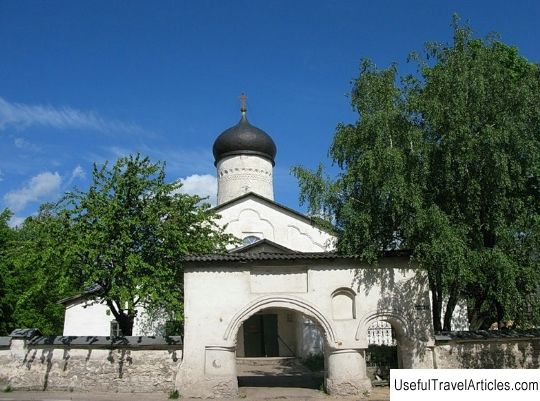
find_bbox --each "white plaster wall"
[216,197,336,252]
[217,155,274,204]
[296,316,323,358]
[450,299,470,331]
[182,259,432,353]
[63,302,161,336]
[236,323,245,356]
[273,308,297,356]
[63,301,112,336]
[426,297,470,332]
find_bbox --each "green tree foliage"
[293,18,540,331]
[59,154,233,335]
[8,205,78,334]
[0,206,77,335]
[0,209,15,335]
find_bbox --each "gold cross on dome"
[239,93,247,113]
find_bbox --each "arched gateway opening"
[236,308,324,388]
[358,310,413,383]
[226,297,334,390]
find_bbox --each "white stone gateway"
[177,251,435,398]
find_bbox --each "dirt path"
[241,386,389,400]
[0,387,390,401]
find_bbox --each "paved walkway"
[0,387,390,401]
[237,357,324,389]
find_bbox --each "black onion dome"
[213,113,277,166]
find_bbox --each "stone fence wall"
[0,329,183,393]
[1,329,539,395]
[433,330,540,369]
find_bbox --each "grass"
[318,381,328,394]
[168,389,180,399]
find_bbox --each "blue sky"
[1,0,539,225]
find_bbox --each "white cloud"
[4,171,62,212]
[8,215,25,228]
[0,96,147,135]
[64,165,86,188]
[13,137,41,152]
[71,165,86,180]
[178,174,217,206]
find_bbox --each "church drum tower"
[213,96,277,205]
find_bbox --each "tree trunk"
[116,313,134,336]
[496,301,504,329]
[467,294,486,330]
[431,284,443,332]
[468,312,484,330]
[442,289,459,331]
[106,300,135,336]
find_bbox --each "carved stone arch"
[232,207,273,224]
[223,295,338,346]
[287,224,326,251]
[355,309,412,342]
[228,207,275,240]
[331,287,356,297]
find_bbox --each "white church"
[60,102,438,397]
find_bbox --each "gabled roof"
[183,252,353,263]
[183,249,411,263]
[58,283,103,305]
[229,238,298,254]
[213,192,335,235]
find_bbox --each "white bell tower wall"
[216,154,274,204]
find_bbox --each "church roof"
[183,252,351,262]
[213,111,277,166]
[57,283,103,305]
[183,249,410,263]
[229,238,298,254]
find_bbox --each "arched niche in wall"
[331,288,356,320]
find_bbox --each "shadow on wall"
[300,319,323,357]
[453,341,540,368]
[352,260,434,364]
[1,333,183,392]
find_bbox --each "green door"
[262,314,279,357]
[243,315,264,357]
[243,314,279,357]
